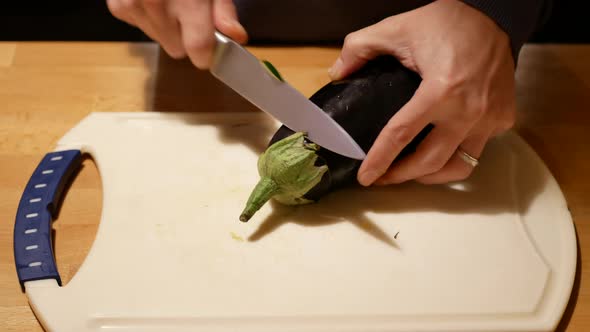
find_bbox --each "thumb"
[328,16,409,81]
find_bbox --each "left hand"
[328,0,516,186]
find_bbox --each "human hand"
[328,0,516,186]
[107,0,248,69]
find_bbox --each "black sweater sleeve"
[235,0,553,61]
[460,0,553,59]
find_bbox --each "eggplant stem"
[240,132,328,222]
[239,177,280,222]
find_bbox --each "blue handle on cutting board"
[13,150,83,288]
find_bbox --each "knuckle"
[421,155,446,174]
[468,97,488,121]
[107,0,140,22]
[106,0,123,15]
[436,74,465,98]
[189,55,212,69]
[432,77,489,123]
[109,0,136,12]
[168,49,186,59]
[427,79,461,111]
[383,123,414,148]
[161,43,186,59]
[461,94,489,124]
[185,35,214,53]
[343,32,363,51]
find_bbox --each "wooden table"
[0,42,588,331]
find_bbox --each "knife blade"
[210,31,366,160]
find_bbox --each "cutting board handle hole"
[52,154,102,286]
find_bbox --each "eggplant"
[240,56,432,222]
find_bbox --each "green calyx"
[239,132,328,222]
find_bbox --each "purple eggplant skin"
[268,56,433,201]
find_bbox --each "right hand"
[107,0,248,69]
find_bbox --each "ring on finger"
[456,146,479,167]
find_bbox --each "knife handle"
[13,150,82,288]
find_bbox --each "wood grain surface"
[0,42,588,331]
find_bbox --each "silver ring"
[456,147,479,167]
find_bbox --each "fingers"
[327,0,516,187]
[108,0,248,70]
[416,132,489,184]
[328,26,387,81]
[374,121,471,185]
[175,0,246,68]
[171,1,216,69]
[213,0,248,44]
[413,98,512,185]
[107,0,137,25]
[357,81,436,186]
[359,76,499,187]
[108,0,163,45]
[329,16,412,81]
[143,0,185,58]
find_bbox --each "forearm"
[460,0,552,59]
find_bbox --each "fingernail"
[234,24,248,43]
[358,171,379,187]
[328,58,343,80]
[233,21,247,34]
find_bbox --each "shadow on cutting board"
[247,133,546,246]
[132,47,281,155]
[134,46,546,247]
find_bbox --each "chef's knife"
[210,31,366,160]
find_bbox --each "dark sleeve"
[460,0,553,59]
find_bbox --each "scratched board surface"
[21,112,576,332]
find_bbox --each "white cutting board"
[23,112,576,332]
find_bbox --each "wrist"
[459,0,550,61]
